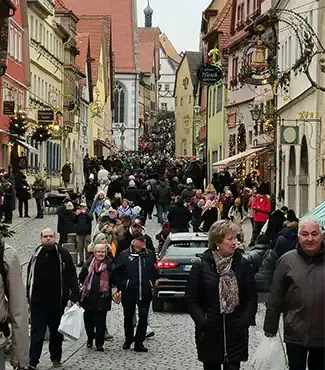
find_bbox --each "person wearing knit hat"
[128,180,135,188]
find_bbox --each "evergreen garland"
[32,123,52,142]
[237,123,247,153]
[8,114,28,137]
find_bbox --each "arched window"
[114,83,125,123]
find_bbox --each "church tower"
[144,0,153,27]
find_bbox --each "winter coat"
[180,186,195,203]
[273,226,298,258]
[251,196,271,223]
[73,212,93,236]
[168,204,192,232]
[15,180,31,201]
[155,183,171,205]
[107,179,124,200]
[116,232,155,259]
[0,243,29,368]
[117,206,133,219]
[32,179,46,199]
[61,164,72,182]
[27,244,80,307]
[57,206,75,237]
[201,208,218,232]
[185,249,257,364]
[246,243,278,293]
[264,245,325,348]
[265,210,286,242]
[79,255,113,312]
[221,197,232,219]
[112,247,158,302]
[83,181,98,201]
[124,187,141,205]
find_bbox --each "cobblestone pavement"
[5,208,285,370]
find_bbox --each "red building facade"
[0,0,29,169]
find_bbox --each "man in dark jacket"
[180,178,195,203]
[168,196,192,233]
[113,235,158,352]
[82,174,98,209]
[154,179,171,224]
[115,219,155,259]
[73,203,93,266]
[264,217,325,370]
[27,228,79,370]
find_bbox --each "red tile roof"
[76,33,89,74]
[77,16,111,84]
[138,27,160,75]
[63,0,136,73]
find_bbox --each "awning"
[212,147,269,169]
[304,201,325,228]
[94,139,112,150]
[0,129,38,154]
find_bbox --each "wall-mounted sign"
[281,126,299,145]
[3,101,15,116]
[197,64,223,85]
[38,109,54,121]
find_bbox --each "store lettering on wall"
[298,111,319,119]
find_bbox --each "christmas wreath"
[8,114,28,137]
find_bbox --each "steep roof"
[76,16,111,84]
[139,42,154,74]
[63,0,136,73]
[76,33,90,74]
[160,33,181,64]
[138,27,160,75]
[186,51,202,89]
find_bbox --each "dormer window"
[237,3,244,28]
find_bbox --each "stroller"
[155,221,171,255]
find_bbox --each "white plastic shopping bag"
[58,304,85,341]
[252,335,288,370]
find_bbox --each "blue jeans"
[157,204,169,223]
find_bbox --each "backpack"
[0,239,10,337]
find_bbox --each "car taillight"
[156,261,178,269]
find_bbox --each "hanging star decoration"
[208,48,220,66]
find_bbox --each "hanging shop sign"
[281,126,299,145]
[38,109,54,121]
[3,101,15,116]
[197,64,223,85]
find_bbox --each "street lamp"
[250,104,263,136]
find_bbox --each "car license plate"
[183,265,192,272]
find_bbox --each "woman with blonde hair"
[79,244,114,352]
[186,220,257,370]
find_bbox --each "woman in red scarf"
[79,244,113,352]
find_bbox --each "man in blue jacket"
[113,235,158,352]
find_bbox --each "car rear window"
[165,241,208,256]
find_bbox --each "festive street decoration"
[32,123,52,142]
[237,123,247,153]
[8,113,28,137]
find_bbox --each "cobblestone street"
[5,207,284,370]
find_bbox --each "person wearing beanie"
[117,199,133,219]
[124,181,141,207]
[83,175,98,210]
[57,201,76,245]
[117,215,132,241]
[180,178,196,203]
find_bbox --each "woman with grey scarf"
[185,220,257,370]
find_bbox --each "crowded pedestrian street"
[5,207,284,370]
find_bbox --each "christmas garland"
[8,114,28,137]
[32,123,52,142]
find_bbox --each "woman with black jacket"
[79,244,113,352]
[57,201,75,245]
[168,196,192,233]
[186,220,257,370]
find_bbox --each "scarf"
[212,251,239,314]
[81,257,109,302]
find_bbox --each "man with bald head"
[27,228,79,369]
[264,216,325,370]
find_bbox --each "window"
[288,36,292,69]
[113,82,125,123]
[33,75,36,94]
[45,82,48,102]
[9,26,14,56]
[161,102,167,110]
[17,32,22,61]
[159,84,162,91]
[35,19,38,41]
[284,41,288,69]
[232,57,238,81]
[281,45,284,70]
[217,84,223,111]
[253,0,258,10]
[41,80,44,100]
[39,24,43,46]
[309,10,313,28]
[212,87,216,115]
[55,39,58,57]
[37,77,40,98]
[247,0,250,17]
[30,15,34,39]
[237,3,244,26]
[50,33,52,53]
[248,130,253,145]
[46,30,49,49]
[165,84,170,91]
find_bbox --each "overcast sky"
[137,0,211,53]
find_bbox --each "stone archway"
[288,145,296,209]
[299,135,309,216]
